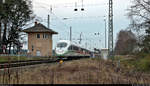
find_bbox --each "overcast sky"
[23,0,132,50]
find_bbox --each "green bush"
[113,54,150,72]
[136,52,148,59]
[137,55,150,72]
[0,57,8,62]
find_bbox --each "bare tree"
[128,0,150,31]
[128,0,150,53]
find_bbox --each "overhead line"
[34,1,108,8]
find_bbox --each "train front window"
[57,42,67,48]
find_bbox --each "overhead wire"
[31,3,71,36]
[33,0,106,49]
[33,1,105,31]
[34,1,108,9]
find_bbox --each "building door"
[36,50,41,56]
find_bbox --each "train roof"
[57,40,71,44]
[57,40,79,46]
[56,40,92,52]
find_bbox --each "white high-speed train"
[55,40,92,58]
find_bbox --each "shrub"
[136,52,148,59]
[137,55,150,72]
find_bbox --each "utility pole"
[70,26,72,42]
[47,15,50,29]
[104,18,107,48]
[48,5,52,29]
[85,42,87,49]
[108,0,114,57]
[94,32,101,49]
[79,32,82,44]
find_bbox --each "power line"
[34,1,108,9]
[62,16,104,20]
[50,12,85,37]
[33,1,107,47]
[34,4,71,29]
[33,1,106,32]
[32,4,72,34]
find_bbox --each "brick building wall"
[28,33,53,57]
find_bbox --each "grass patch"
[136,55,150,72]
[114,54,150,72]
[0,56,52,63]
[0,58,150,84]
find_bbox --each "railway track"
[0,56,90,69]
[0,59,58,69]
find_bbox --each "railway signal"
[59,60,63,64]
[74,0,85,11]
[74,2,78,11]
[59,59,63,67]
[81,8,84,11]
[81,0,84,11]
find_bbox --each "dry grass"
[0,58,150,84]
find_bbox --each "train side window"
[68,45,73,50]
[74,46,79,51]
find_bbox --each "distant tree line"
[114,30,137,55]
[0,0,34,54]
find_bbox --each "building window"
[46,34,49,38]
[49,34,51,39]
[43,33,50,39]
[43,34,45,38]
[37,34,40,38]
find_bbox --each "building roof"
[23,22,58,34]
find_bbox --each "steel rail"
[0,56,90,69]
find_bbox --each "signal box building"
[23,22,58,57]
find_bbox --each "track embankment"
[0,58,149,84]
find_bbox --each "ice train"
[55,40,93,58]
